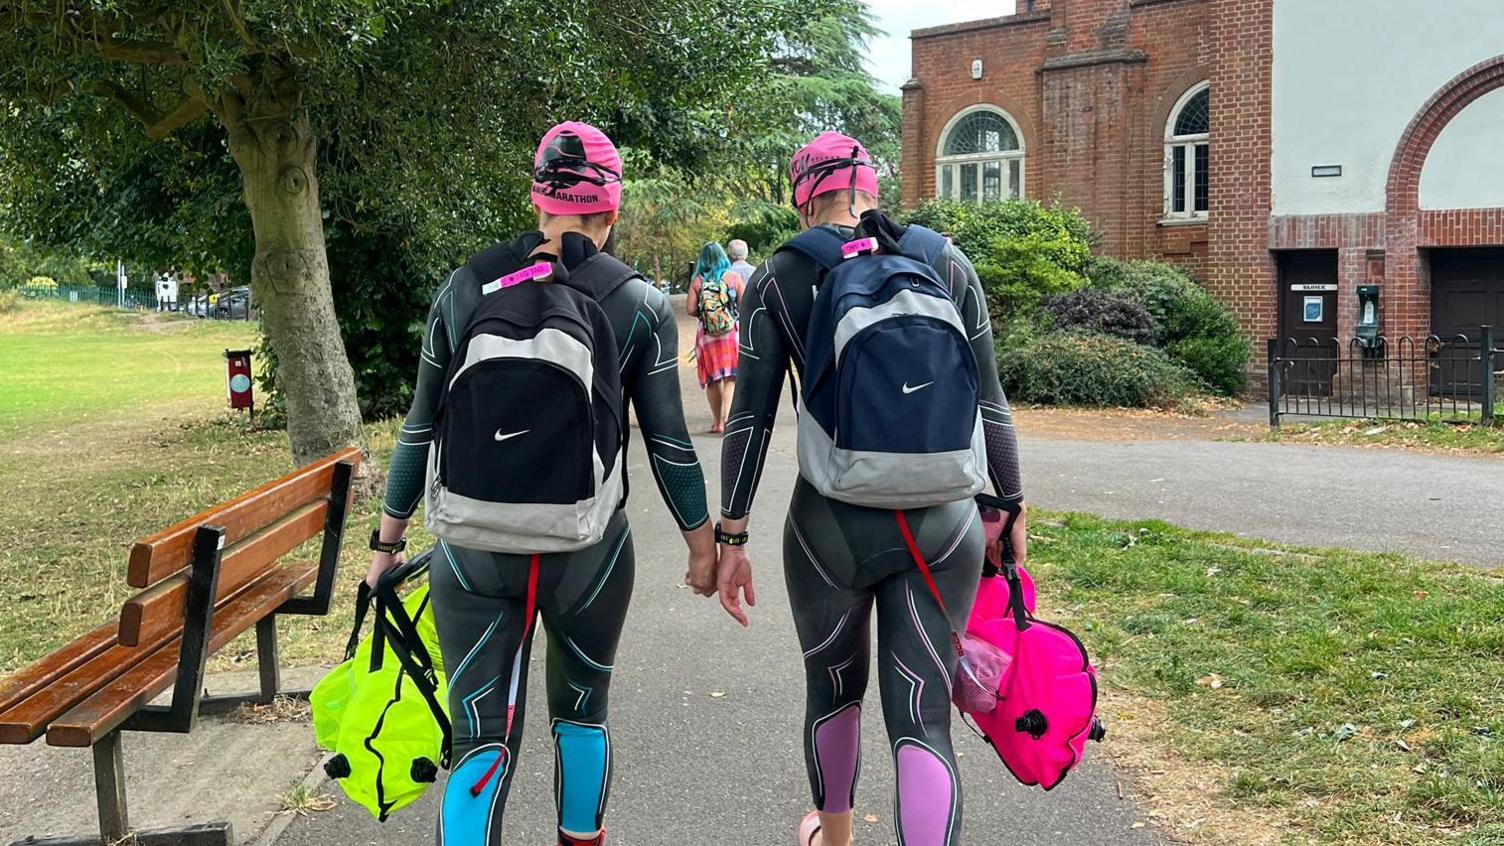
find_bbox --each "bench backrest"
[118,447,361,647]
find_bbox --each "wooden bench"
[0,448,359,846]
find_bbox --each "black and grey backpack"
[424,236,636,553]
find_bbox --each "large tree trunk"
[224,87,362,467]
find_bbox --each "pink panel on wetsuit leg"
[896,744,954,845]
[813,704,861,813]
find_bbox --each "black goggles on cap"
[534,152,621,191]
[790,145,874,210]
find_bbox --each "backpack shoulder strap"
[566,252,639,302]
[896,224,949,268]
[777,226,847,272]
[449,235,539,339]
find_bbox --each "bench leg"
[94,730,129,842]
[256,615,281,703]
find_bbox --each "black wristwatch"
[369,529,407,555]
[715,522,749,547]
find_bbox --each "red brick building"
[902,0,1504,379]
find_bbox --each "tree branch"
[220,0,260,50]
[98,35,191,66]
[95,81,209,139]
[146,96,209,139]
[96,81,163,127]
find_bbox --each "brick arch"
[1386,54,1504,215]
[1150,67,1211,144]
[930,91,1041,196]
[1384,54,1504,341]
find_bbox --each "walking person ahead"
[714,131,1029,846]
[727,238,757,288]
[686,242,745,433]
[366,121,715,846]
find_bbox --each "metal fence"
[18,285,253,320]
[19,284,157,310]
[1267,326,1499,427]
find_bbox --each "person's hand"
[366,549,406,589]
[716,545,757,627]
[1008,503,1029,568]
[685,546,717,597]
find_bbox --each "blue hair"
[694,242,731,284]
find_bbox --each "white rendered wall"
[1419,86,1504,210]
[1271,0,1504,216]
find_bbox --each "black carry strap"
[365,552,454,767]
[975,492,1029,630]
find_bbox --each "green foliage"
[999,331,1202,408]
[903,200,1093,319]
[0,233,106,289]
[1087,257,1251,395]
[1,0,855,423]
[22,275,58,295]
[1043,288,1159,345]
[615,156,730,287]
[725,203,801,261]
[721,1,902,207]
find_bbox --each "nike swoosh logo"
[493,429,530,442]
[901,381,934,395]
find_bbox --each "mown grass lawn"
[1033,516,1503,846]
[1,301,1499,845]
[0,301,257,434]
[1265,418,1504,456]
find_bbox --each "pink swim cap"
[531,121,623,216]
[789,131,879,210]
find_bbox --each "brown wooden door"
[1430,248,1504,398]
[1278,251,1340,397]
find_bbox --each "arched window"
[1164,83,1210,219]
[936,107,1025,202]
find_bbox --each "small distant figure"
[687,242,744,433]
[727,239,757,288]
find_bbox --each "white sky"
[863,1,1018,93]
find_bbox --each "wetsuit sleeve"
[382,272,457,519]
[943,245,1025,504]
[721,262,788,519]
[628,287,710,531]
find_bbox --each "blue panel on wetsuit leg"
[440,747,505,845]
[554,721,608,835]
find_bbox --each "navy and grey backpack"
[780,222,987,509]
[424,239,635,553]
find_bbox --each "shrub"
[1086,256,1251,395]
[1043,288,1158,345]
[999,331,1203,408]
[0,289,18,313]
[903,199,1093,319]
[22,275,58,296]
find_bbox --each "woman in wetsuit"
[714,131,1030,846]
[366,122,716,846]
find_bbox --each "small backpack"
[779,222,986,509]
[424,241,635,553]
[698,274,737,337]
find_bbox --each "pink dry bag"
[901,496,1106,793]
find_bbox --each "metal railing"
[19,284,156,310]
[1267,326,1498,427]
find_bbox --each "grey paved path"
[1017,432,1502,568]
